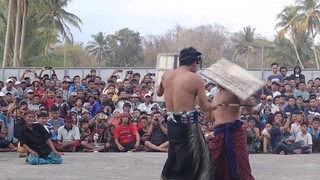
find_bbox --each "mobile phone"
[117,69,123,73]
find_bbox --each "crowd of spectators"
[0,63,320,159]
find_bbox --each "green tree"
[296,0,320,68]
[106,28,144,67]
[85,32,108,65]
[276,5,304,68]
[232,26,257,69]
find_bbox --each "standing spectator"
[289,66,305,83]
[267,63,283,85]
[31,78,45,98]
[57,116,81,152]
[114,112,140,152]
[1,79,18,97]
[280,66,288,80]
[19,110,63,165]
[270,81,281,97]
[16,80,30,100]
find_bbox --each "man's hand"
[134,142,140,149]
[41,66,46,71]
[53,150,63,157]
[30,150,39,157]
[118,145,125,151]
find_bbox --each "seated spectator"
[57,116,81,152]
[304,97,320,117]
[283,96,300,114]
[0,118,16,152]
[108,109,121,127]
[262,123,272,153]
[37,112,59,149]
[269,112,301,155]
[144,111,168,152]
[246,117,261,154]
[48,106,64,135]
[114,112,140,152]
[291,111,303,137]
[266,95,280,114]
[19,110,62,165]
[295,122,312,154]
[308,116,320,153]
[83,113,109,152]
[138,116,150,146]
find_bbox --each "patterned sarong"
[208,120,254,180]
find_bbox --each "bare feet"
[294,149,301,154]
[279,151,285,155]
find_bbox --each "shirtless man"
[157,47,215,180]
[207,87,254,180]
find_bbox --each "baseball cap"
[5,91,12,95]
[116,79,123,83]
[131,93,139,98]
[15,81,20,85]
[21,80,26,84]
[26,89,34,94]
[144,93,151,98]
[0,92,5,97]
[266,95,273,101]
[6,79,14,83]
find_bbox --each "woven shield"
[200,59,265,101]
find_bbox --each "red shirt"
[136,122,143,130]
[33,87,45,98]
[44,98,55,111]
[114,124,138,144]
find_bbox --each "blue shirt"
[270,127,281,149]
[90,101,103,119]
[69,85,86,93]
[308,127,320,139]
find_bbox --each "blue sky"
[66,0,294,44]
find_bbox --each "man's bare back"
[158,67,209,112]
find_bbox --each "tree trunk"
[2,0,14,68]
[291,40,304,69]
[13,0,21,67]
[245,52,249,69]
[19,0,28,63]
[311,28,320,69]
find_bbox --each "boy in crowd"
[295,122,313,154]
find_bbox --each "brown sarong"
[208,120,254,180]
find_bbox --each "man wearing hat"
[137,93,153,114]
[57,115,81,152]
[17,80,30,100]
[31,78,45,98]
[1,79,18,97]
[201,60,262,179]
[157,47,215,180]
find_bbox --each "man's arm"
[280,115,291,132]
[159,123,168,135]
[196,76,215,112]
[45,139,62,157]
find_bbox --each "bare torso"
[161,68,200,112]
[210,88,242,125]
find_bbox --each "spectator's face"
[123,81,131,88]
[284,84,291,92]
[312,121,320,129]
[44,80,51,87]
[55,95,63,103]
[280,68,287,77]
[81,80,88,87]
[274,98,279,105]
[5,94,12,102]
[310,99,317,107]
[65,121,73,129]
[88,97,95,103]
[274,114,283,125]
[144,96,151,103]
[99,95,107,103]
[51,111,59,119]
[113,111,120,118]
[144,75,151,82]
[200,125,208,134]
[37,116,48,125]
[300,125,308,133]
[279,97,286,104]
[288,98,296,106]
[271,65,278,74]
[131,97,139,103]
[34,96,40,104]
[248,120,255,128]
[47,90,55,98]
[119,91,126,98]
[25,113,35,125]
[121,116,129,125]
[27,92,34,98]
[76,99,83,106]
[133,110,140,118]
[6,81,13,88]
[140,119,148,128]
[133,75,140,82]
[82,113,89,120]
[265,124,272,132]
[81,122,89,130]
[89,82,95,88]
[77,91,85,98]
[315,79,320,87]
[298,83,305,90]
[289,80,296,88]
[94,78,101,84]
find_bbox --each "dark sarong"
[208,120,254,180]
[161,111,214,180]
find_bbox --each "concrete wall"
[1,67,320,82]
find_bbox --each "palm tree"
[276,5,304,68]
[2,0,14,68]
[19,0,28,61]
[13,0,22,67]
[296,0,320,68]
[85,32,108,65]
[232,26,257,69]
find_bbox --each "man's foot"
[279,151,285,155]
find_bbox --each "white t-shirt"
[295,132,313,146]
[57,125,80,142]
[291,123,301,137]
